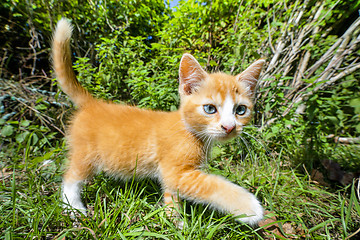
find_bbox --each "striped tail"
[52,18,93,106]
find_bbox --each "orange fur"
[52,18,265,226]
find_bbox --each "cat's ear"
[236,59,265,94]
[179,53,208,95]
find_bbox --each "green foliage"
[73,29,182,110]
[306,78,360,136]
[0,118,58,154]
[0,0,170,80]
[162,0,269,72]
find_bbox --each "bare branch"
[305,17,360,79]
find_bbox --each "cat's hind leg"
[62,178,86,214]
[162,168,263,226]
[62,151,94,215]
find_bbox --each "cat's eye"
[203,104,217,114]
[235,105,247,115]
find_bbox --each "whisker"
[241,130,270,154]
[180,129,213,164]
[237,135,255,163]
[204,135,214,160]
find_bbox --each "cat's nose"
[221,125,235,134]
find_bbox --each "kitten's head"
[178,53,264,142]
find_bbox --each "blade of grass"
[308,218,340,234]
[40,205,57,233]
[291,170,304,191]
[340,192,348,237]
[11,169,16,229]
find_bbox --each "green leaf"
[31,133,39,145]
[271,125,280,134]
[170,105,177,111]
[13,13,22,17]
[350,98,360,114]
[209,60,218,67]
[16,132,30,144]
[20,120,31,127]
[35,104,48,111]
[356,124,360,133]
[325,116,339,125]
[1,125,14,137]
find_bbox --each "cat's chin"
[214,133,238,142]
[216,137,234,142]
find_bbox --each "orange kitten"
[52,18,265,226]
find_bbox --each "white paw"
[235,196,263,226]
[62,180,87,215]
[62,200,87,215]
[176,220,185,229]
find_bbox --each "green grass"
[1,130,360,239]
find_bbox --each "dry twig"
[258,0,360,127]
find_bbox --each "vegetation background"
[1,0,360,239]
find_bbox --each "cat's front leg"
[163,189,185,228]
[163,190,181,214]
[162,168,263,226]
